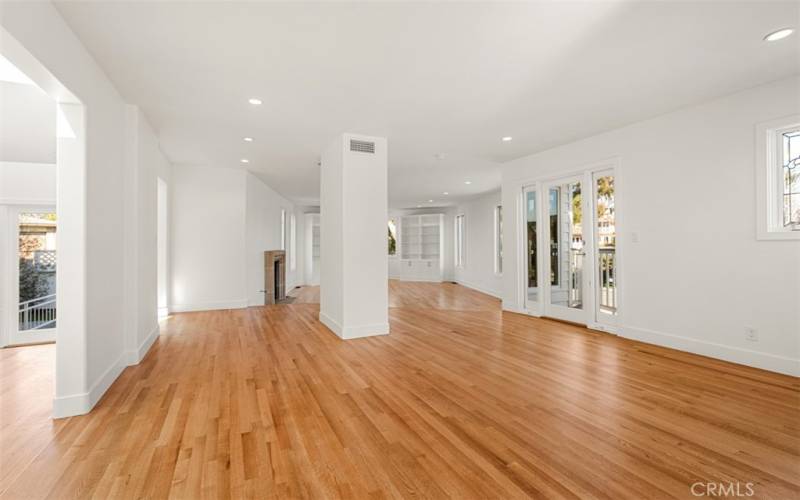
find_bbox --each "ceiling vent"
[350,139,375,154]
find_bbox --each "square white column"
[319,133,389,339]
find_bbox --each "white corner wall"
[245,172,295,306]
[170,167,294,312]
[453,190,503,298]
[502,76,800,376]
[1,2,139,416]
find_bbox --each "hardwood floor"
[1,281,798,499]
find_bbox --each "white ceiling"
[54,1,799,208]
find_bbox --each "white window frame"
[289,213,296,270]
[756,115,800,240]
[454,213,465,268]
[280,208,286,250]
[494,205,503,276]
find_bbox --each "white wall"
[502,76,800,376]
[0,81,55,163]
[1,2,137,416]
[122,106,170,364]
[453,190,503,298]
[170,166,293,311]
[245,172,295,306]
[170,165,247,312]
[0,162,56,203]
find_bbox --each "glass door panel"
[595,172,618,325]
[548,181,584,310]
[524,187,538,307]
[541,176,587,324]
[9,208,57,345]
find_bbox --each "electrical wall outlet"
[744,327,758,342]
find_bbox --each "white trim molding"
[319,311,389,339]
[169,299,248,313]
[621,325,799,377]
[455,280,502,299]
[53,353,127,418]
[125,324,160,365]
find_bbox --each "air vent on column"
[350,139,375,154]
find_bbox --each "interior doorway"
[304,213,320,285]
[157,177,168,318]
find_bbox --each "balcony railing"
[19,294,56,331]
[599,248,616,313]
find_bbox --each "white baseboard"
[455,280,502,299]
[125,324,159,366]
[390,277,443,283]
[621,325,800,377]
[319,311,390,339]
[502,303,530,315]
[169,299,248,313]
[52,352,127,419]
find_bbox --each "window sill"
[757,230,800,241]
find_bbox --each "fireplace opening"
[274,259,280,302]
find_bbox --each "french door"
[542,175,587,324]
[5,206,57,345]
[522,165,619,330]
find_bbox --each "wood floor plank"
[1,281,798,499]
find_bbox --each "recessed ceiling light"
[464,180,472,185]
[764,28,794,42]
[243,137,253,142]
[248,98,262,105]
[240,158,250,164]
[502,136,513,142]
[443,192,449,195]
[416,205,422,208]
[428,199,434,203]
